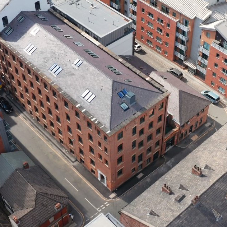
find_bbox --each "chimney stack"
[23,162,29,170]
[192,165,202,176]
[162,184,172,195]
[191,196,199,205]
[13,216,20,224]
[55,203,62,211]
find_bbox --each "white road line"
[85,198,98,210]
[102,207,105,210]
[106,204,109,207]
[104,202,108,204]
[100,205,104,208]
[65,178,78,192]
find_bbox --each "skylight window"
[17,16,25,23]
[118,89,128,98]
[4,27,14,36]
[106,65,122,75]
[74,42,84,47]
[81,89,96,103]
[51,25,63,32]
[73,59,83,69]
[120,103,129,111]
[24,44,37,55]
[36,14,48,21]
[84,49,99,58]
[49,64,63,76]
[30,27,40,36]
[64,35,73,39]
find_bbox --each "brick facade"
[0,40,169,191]
[120,212,149,227]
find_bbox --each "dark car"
[0,97,13,113]
[167,68,183,79]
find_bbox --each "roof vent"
[23,162,29,169]
[162,184,172,195]
[148,210,159,217]
[192,165,202,177]
[125,91,136,105]
[120,102,129,111]
[13,216,20,224]
[54,203,62,211]
[106,65,122,75]
[74,42,84,46]
[179,184,188,191]
[73,59,83,69]
[81,89,96,103]
[84,49,99,58]
[204,164,213,171]
[30,27,40,36]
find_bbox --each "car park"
[201,90,220,104]
[0,97,13,113]
[134,42,142,52]
[167,68,183,80]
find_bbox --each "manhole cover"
[137,173,144,179]
[191,135,198,141]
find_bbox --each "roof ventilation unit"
[49,64,63,76]
[17,16,25,23]
[4,27,14,36]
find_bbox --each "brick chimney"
[192,165,202,176]
[162,184,172,195]
[13,216,20,224]
[23,162,29,169]
[191,196,199,205]
[55,203,62,211]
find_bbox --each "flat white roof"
[52,0,132,37]
[0,0,10,11]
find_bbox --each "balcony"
[212,41,227,55]
[110,1,120,10]
[199,46,210,56]
[174,51,186,61]
[177,22,190,32]
[175,41,187,51]
[176,32,188,41]
[129,13,137,21]
[197,65,206,75]
[129,4,137,11]
[198,55,208,65]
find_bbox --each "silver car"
[201,90,220,104]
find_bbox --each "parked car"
[201,90,220,104]
[167,68,183,80]
[134,42,142,52]
[0,97,13,113]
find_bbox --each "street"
[1,45,227,226]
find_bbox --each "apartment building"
[120,123,227,227]
[197,5,227,97]
[0,0,50,31]
[0,10,169,191]
[51,0,134,55]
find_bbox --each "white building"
[52,0,134,55]
[0,0,50,31]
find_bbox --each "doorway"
[98,170,107,186]
[166,136,175,151]
[189,125,193,133]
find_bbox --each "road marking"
[102,207,105,210]
[104,202,108,204]
[68,200,85,227]
[85,198,98,210]
[100,205,104,208]
[65,178,78,191]
[106,203,109,207]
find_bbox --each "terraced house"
[0,10,169,191]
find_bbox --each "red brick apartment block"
[0,11,169,191]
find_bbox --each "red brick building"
[197,20,227,97]
[0,10,169,191]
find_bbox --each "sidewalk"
[136,40,227,106]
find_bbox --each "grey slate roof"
[150,72,210,125]
[121,123,227,227]
[0,150,35,187]
[0,166,68,227]
[0,11,166,133]
[52,0,131,37]
[168,172,227,227]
